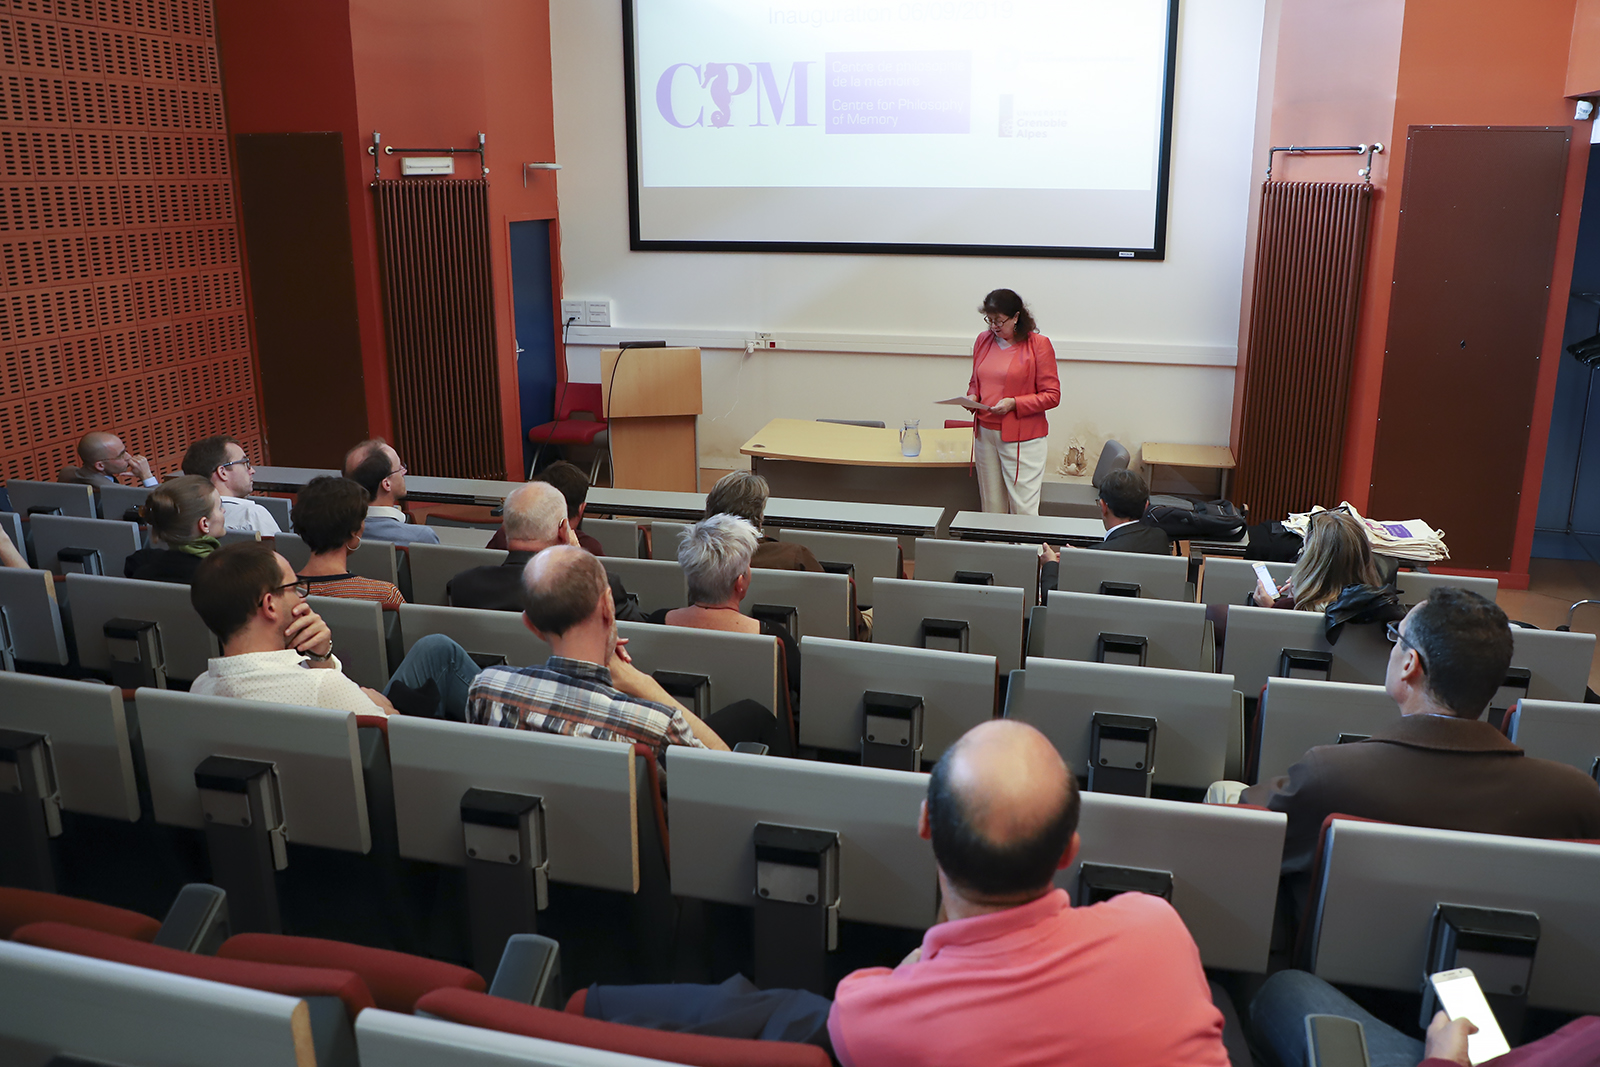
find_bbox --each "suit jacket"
[1241,713,1600,874]
[753,537,822,572]
[448,548,644,621]
[1040,521,1174,590]
[57,465,115,487]
[362,511,441,545]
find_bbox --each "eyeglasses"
[218,456,254,473]
[1385,622,1427,672]
[389,464,407,477]
[982,313,1015,327]
[271,578,311,599]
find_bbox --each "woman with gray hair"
[646,512,801,718]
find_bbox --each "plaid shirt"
[465,656,705,761]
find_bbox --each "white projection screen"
[623,0,1180,259]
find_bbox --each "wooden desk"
[739,418,980,518]
[584,487,943,538]
[252,466,525,507]
[1141,443,1236,499]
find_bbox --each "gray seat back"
[0,511,22,555]
[98,484,152,522]
[307,595,390,689]
[1254,678,1397,784]
[398,602,550,668]
[1054,546,1190,602]
[4,480,96,519]
[1506,699,1600,775]
[271,530,311,570]
[406,543,506,606]
[0,567,70,665]
[1221,606,1391,696]
[251,495,292,529]
[650,520,689,561]
[776,528,899,606]
[1030,591,1211,672]
[873,577,1026,674]
[1201,558,1292,608]
[744,568,852,640]
[1394,572,1498,606]
[1005,658,1240,789]
[29,514,143,577]
[0,673,141,820]
[615,620,781,715]
[66,573,219,681]
[913,538,1038,600]
[602,557,686,615]
[584,517,640,558]
[1092,439,1131,486]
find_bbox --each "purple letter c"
[656,64,703,128]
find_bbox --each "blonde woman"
[1251,509,1383,610]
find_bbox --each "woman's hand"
[991,397,1017,415]
[1252,577,1279,607]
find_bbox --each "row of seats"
[5,479,293,528]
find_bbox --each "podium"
[600,346,702,492]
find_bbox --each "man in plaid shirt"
[465,545,730,761]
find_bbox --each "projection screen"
[623,0,1180,259]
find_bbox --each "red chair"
[528,382,609,482]
[944,419,974,429]
[416,987,832,1067]
[0,887,160,942]
[217,932,484,1013]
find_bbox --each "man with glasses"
[343,438,440,545]
[181,434,281,535]
[189,542,480,716]
[58,431,160,489]
[1239,587,1600,877]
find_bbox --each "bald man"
[826,720,1229,1067]
[465,545,729,762]
[343,438,440,545]
[58,432,158,488]
[448,481,644,620]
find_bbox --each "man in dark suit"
[1242,587,1600,874]
[447,481,643,621]
[1038,468,1172,589]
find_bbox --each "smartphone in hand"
[1252,562,1280,600]
[1429,968,1512,1065]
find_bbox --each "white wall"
[549,0,1267,473]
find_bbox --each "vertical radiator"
[1234,181,1373,522]
[371,179,504,480]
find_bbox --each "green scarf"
[176,536,221,558]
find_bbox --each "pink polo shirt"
[827,889,1229,1067]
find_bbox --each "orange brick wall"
[0,0,262,484]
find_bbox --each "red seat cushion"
[415,988,832,1067]
[943,419,974,429]
[0,887,160,942]
[14,921,376,1019]
[218,933,483,1013]
[528,420,607,446]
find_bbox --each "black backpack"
[1143,499,1247,541]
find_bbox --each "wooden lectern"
[600,346,702,491]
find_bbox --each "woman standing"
[966,288,1060,515]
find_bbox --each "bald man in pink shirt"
[826,720,1230,1067]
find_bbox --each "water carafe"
[900,419,921,457]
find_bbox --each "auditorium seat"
[3,479,96,520]
[0,566,71,667]
[582,516,641,557]
[407,542,506,605]
[28,514,144,577]
[415,986,832,1067]
[527,382,609,482]
[0,887,160,942]
[649,519,688,561]
[774,528,901,606]
[217,932,484,1012]
[1040,440,1130,519]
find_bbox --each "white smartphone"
[1252,562,1280,597]
[1429,968,1512,1065]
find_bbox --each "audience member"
[704,470,822,572]
[181,435,280,535]
[57,431,159,488]
[190,542,478,717]
[448,481,643,620]
[1240,588,1600,875]
[1250,970,1600,1067]
[0,524,25,569]
[466,545,733,761]
[647,513,799,714]
[292,476,404,608]
[582,720,1232,1067]
[488,460,605,554]
[343,438,440,545]
[124,475,223,583]
[1039,468,1171,583]
[1249,507,1382,609]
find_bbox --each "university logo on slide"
[655,62,816,128]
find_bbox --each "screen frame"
[620,0,1182,260]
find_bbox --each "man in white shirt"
[189,540,482,718]
[181,435,281,535]
[343,438,440,545]
[57,431,160,489]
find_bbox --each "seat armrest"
[488,933,563,1009]
[152,883,229,954]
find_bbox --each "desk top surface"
[253,466,525,504]
[949,511,1107,544]
[1141,443,1236,469]
[740,418,972,468]
[587,487,941,535]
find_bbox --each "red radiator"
[1234,181,1373,522]
[370,179,503,480]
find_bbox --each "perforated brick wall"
[0,0,261,484]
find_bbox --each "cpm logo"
[655,62,816,128]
